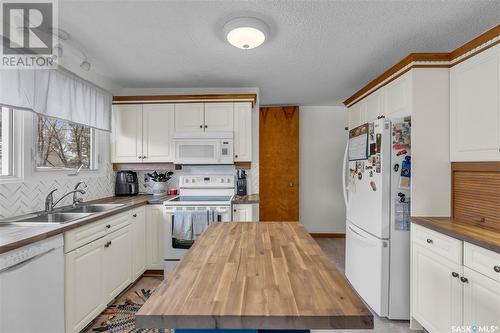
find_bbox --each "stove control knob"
[221,178,225,183]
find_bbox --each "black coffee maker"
[236,170,247,196]
[115,171,139,196]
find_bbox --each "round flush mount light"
[223,17,269,50]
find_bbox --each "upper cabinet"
[204,103,234,132]
[111,104,143,163]
[233,102,252,162]
[112,99,253,163]
[384,71,412,118]
[111,103,174,163]
[348,99,366,129]
[365,89,384,122]
[174,103,205,132]
[450,44,500,161]
[174,103,234,132]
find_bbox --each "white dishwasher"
[0,235,64,333]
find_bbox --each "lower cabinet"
[411,224,500,333]
[131,207,147,280]
[103,226,132,301]
[232,203,259,221]
[146,205,165,269]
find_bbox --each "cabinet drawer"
[411,224,462,264]
[464,242,500,282]
[65,212,131,253]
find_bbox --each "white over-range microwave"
[173,132,234,165]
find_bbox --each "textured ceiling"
[59,0,500,105]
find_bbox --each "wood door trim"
[344,24,500,107]
[112,94,257,106]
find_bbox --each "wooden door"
[204,102,234,131]
[143,104,175,162]
[259,106,299,221]
[111,104,143,163]
[174,103,204,132]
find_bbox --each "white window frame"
[33,115,100,173]
[0,106,24,183]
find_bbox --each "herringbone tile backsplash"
[0,166,114,219]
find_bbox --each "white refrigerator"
[343,117,411,320]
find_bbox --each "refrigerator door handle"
[342,142,349,208]
[348,225,378,245]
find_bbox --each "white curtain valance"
[0,68,112,131]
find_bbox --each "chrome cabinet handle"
[204,125,208,128]
[426,238,433,244]
[451,272,459,278]
[132,214,137,218]
[142,156,147,159]
[106,224,111,229]
[460,276,468,283]
[494,266,500,273]
[199,125,203,128]
[104,241,112,248]
[138,156,142,159]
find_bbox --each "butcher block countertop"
[412,217,500,253]
[136,222,373,330]
[0,194,174,255]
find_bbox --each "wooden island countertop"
[136,222,373,330]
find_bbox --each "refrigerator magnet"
[358,172,362,180]
[370,181,376,191]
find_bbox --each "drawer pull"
[426,238,433,244]
[494,266,500,273]
[106,224,111,229]
[104,241,112,248]
[132,214,137,218]
[460,276,468,283]
[451,272,459,278]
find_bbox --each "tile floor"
[85,238,417,333]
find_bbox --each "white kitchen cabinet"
[463,267,500,328]
[365,89,384,122]
[384,71,412,118]
[143,104,175,162]
[65,237,106,333]
[411,242,463,333]
[233,102,252,161]
[146,205,165,269]
[103,225,132,301]
[348,99,366,129]
[174,103,205,132]
[232,203,258,221]
[450,44,500,161]
[112,104,175,163]
[204,103,234,132]
[111,104,143,163]
[131,207,147,281]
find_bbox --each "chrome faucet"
[73,181,88,207]
[45,188,87,212]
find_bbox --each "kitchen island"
[136,222,373,331]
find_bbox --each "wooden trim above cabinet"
[344,24,500,107]
[112,94,257,106]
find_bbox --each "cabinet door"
[174,103,204,132]
[232,204,254,221]
[463,267,500,329]
[234,102,252,161]
[131,208,147,281]
[146,206,165,269]
[411,243,462,333]
[111,104,143,163]
[103,226,132,302]
[204,102,234,131]
[348,100,366,128]
[65,238,106,333]
[143,104,175,162]
[450,44,499,161]
[384,72,412,118]
[365,89,384,122]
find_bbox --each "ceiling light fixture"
[223,17,269,50]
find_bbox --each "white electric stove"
[163,175,235,275]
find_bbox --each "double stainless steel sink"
[0,204,125,226]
